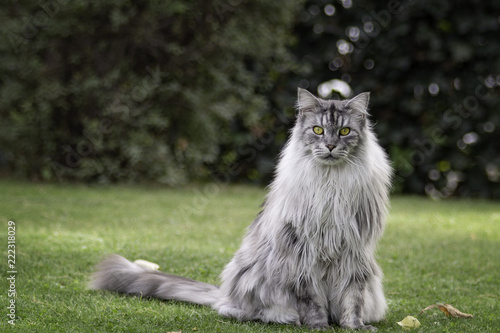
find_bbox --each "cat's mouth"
[316,152,346,165]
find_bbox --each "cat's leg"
[337,277,378,331]
[362,272,387,324]
[297,295,330,330]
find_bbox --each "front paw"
[296,318,330,330]
[340,320,377,331]
[358,324,377,331]
[311,323,330,331]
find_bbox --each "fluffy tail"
[89,254,221,307]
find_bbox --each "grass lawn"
[0,179,498,332]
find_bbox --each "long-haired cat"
[90,88,392,331]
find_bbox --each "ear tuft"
[346,92,370,115]
[297,88,321,113]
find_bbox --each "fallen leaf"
[134,259,160,271]
[397,316,421,330]
[420,304,440,314]
[420,303,473,318]
[166,331,181,333]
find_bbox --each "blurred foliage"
[293,0,500,198]
[1,0,499,198]
[0,0,301,185]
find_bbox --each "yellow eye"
[339,127,350,136]
[313,126,324,135]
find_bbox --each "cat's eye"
[339,127,350,136]
[313,126,324,135]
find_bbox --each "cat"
[90,88,392,331]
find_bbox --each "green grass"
[0,180,498,332]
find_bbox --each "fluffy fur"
[90,88,392,331]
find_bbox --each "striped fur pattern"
[90,88,392,331]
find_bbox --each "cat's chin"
[314,155,347,167]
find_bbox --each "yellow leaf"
[397,316,421,330]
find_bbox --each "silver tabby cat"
[90,88,392,331]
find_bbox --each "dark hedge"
[1,0,300,185]
[292,0,500,198]
[1,0,499,198]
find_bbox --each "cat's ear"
[346,92,370,127]
[346,92,370,115]
[297,88,321,114]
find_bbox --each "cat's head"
[295,88,370,166]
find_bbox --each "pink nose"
[326,144,336,151]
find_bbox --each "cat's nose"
[326,144,336,151]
